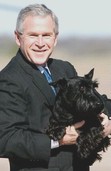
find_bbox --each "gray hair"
[16,4,59,34]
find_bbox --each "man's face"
[15,15,58,66]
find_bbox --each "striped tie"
[43,67,56,95]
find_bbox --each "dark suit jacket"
[0,49,89,171]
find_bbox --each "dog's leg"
[76,126,110,165]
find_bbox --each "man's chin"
[33,59,48,66]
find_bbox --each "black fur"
[46,69,110,165]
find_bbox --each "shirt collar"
[37,64,51,75]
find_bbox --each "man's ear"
[54,33,59,47]
[14,31,20,47]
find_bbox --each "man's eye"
[43,35,51,38]
[30,35,37,38]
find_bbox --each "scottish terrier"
[46,69,110,165]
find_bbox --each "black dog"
[46,69,110,165]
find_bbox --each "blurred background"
[0,0,111,170]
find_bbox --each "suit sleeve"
[102,94,111,117]
[0,75,51,162]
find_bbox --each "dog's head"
[52,69,104,122]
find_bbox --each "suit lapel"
[32,69,55,105]
[47,58,62,81]
[16,50,55,106]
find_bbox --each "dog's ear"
[84,68,94,80]
[50,78,67,89]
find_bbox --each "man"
[0,4,110,171]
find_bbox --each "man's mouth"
[33,49,47,53]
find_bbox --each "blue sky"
[1,0,111,38]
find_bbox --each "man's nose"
[35,35,45,46]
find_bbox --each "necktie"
[43,67,56,95]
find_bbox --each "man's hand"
[59,120,85,146]
[99,113,109,126]
[99,113,111,137]
[103,119,111,137]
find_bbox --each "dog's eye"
[80,86,84,92]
